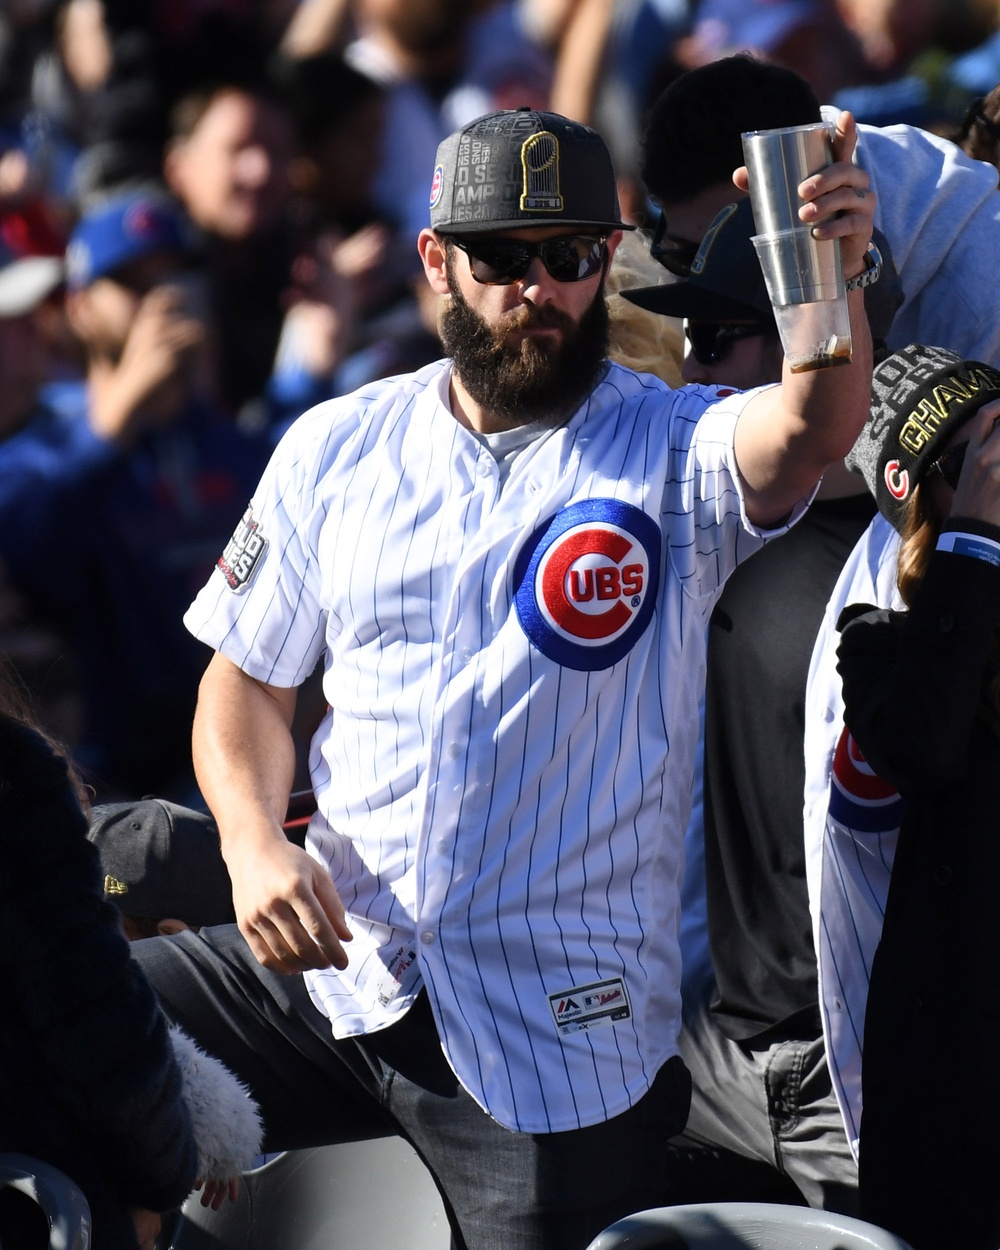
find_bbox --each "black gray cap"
[429,107,633,235]
[624,199,903,346]
[847,343,1000,530]
[88,799,236,928]
[623,200,772,323]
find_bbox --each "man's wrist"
[844,240,882,289]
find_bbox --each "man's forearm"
[192,652,299,856]
[738,285,873,526]
[780,283,873,458]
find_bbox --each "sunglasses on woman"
[929,441,968,490]
[685,321,770,366]
[449,234,608,285]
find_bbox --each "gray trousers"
[672,1001,859,1214]
[133,924,692,1250]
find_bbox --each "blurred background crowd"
[4,0,1000,807]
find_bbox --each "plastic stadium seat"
[167,1136,453,1250]
[585,1202,916,1250]
[0,1153,91,1250]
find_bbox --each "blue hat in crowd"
[65,189,193,290]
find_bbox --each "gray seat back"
[0,1152,92,1250]
[168,1137,452,1250]
[585,1202,917,1250]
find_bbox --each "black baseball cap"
[429,107,633,236]
[624,200,772,323]
[88,799,236,928]
[625,198,904,348]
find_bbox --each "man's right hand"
[89,285,204,443]
[225,831,353,973]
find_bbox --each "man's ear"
[603,229,623,274]
[162,139,188,200]
[417,228,450,295]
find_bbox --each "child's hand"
[194,1175,241,1210]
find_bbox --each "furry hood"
[168,1027,263,1181]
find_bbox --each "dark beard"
[439,257,610,429]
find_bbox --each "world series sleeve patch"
[218,506,268,593]
[549,977,632,1036]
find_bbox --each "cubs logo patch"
[124,198,168,241]
[513,500,660,671]
[884,459,910,501]
[217,506,267,593]
[429,164,443,209]
[828,726,904,833]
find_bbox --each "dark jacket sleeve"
[836,537,1000,793]
[0,719,198,1213]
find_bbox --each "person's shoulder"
[287,359,449,433]
[596,362,739,406]
[266,360,451,484]
[0,381,86,451]
[593,364,755,430]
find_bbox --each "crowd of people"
[4,2,1000,1249]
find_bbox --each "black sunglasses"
[650,211,699,278]
[449,234,608,285]
[685,321,770,366]
[929,441,968,490]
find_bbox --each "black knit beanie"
[846,343,1000,531]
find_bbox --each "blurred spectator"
[674,0,866,103]
[163,81,298,415]
[0,229,79,744]
[641,55,1000,362]
[342,0,555,241]
[548,0,689,222]
[835,0,939,81]
[257,49,443,428]
[950,84,1000,167]
[827,2,1000,130]
[0,237,64,439]
[0,188,271,801]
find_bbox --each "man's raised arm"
[734,111,876,527]
[192,651,352,973]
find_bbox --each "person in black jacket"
[833,344,1000,1250]
[0,667,261,1249]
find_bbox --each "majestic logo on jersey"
[549,977,632,1035]
[828,725,904,833]
[217,506,268,593]
[513,500,660,670]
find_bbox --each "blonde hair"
[605,232,685,388]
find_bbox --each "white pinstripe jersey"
[185,358,798,1132]
[803,512,903,1157]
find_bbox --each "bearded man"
[133,107,877,1250]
